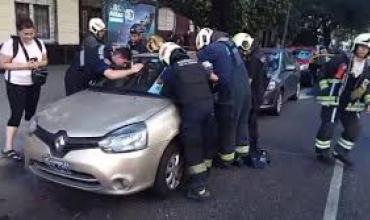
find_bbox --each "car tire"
[271,91,283,116]
[152,142,184,197]
[291,83,301,101]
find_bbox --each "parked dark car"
[260,48,301,115]
[290,47,316,87]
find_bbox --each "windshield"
[292,50,312,61]
[90,56,164,95]
[264,52,280,72]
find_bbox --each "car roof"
[261,48,288,53]
[133,53,159,59]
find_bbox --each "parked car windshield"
[292,49,313,61]
[90,55,164,95]
[264,52,281,72]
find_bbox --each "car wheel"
[153,142,183,197]
[272,91,283,116]
[291,83,301,101]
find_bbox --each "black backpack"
[0,35,42,74]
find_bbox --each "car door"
[281,51,296,98]
[287,52,300,94]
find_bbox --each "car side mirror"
[285,65,296,71]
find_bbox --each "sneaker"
[186,187,211,201]
[333,151,353,166]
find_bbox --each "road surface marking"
[323,160,344,220]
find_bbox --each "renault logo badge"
[54,135,66,151]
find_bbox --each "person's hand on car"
[131,63,144,74]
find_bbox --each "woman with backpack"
[0,18,47,161]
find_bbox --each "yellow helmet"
[232,33,254,51]
[147,35,165,53]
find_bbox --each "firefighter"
[233,33,270,168]
[315,33,370,165]
[158,42,218,201]
[64,17,110,95]
[146,34,165,53]
[196,28,251,168]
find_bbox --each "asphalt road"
[0,67,370,220]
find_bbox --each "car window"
[264,52,280,72]
[91,56,165,95]
[292,50,312,61]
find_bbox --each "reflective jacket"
[317,53,370,112]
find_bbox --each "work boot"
[316,148,334,164]
[333,151,353,166]
[213,157,233,169]
[186,187,211,202]
[232,155,246,167]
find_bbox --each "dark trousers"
[315,106,361,154]
[6,82,41,127]
[180,100,215,190]
[235,91,251,152]
[248,96,261,152]
[64,66,91,96]
[215,102,236,161]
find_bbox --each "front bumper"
[260,89,278,109]
[24,134,168,195]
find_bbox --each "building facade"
[0,0,193,64]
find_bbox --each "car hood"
[36,90,172,137]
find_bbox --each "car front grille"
[34,126,101,158]
[29,160,102,191]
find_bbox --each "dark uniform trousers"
[180,100,215,190]
[315,106,361,154]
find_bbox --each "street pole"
[282,2,291,48]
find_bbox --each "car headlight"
[99,123,147,153]
[267,81,276,91]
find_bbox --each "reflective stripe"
[319,80,329,90]
[236,145,250,154]
[98,45,105,60]
[219,152,235,162]
[317,96,337,102]
[365,95,370,104]
[338,137,354,150]
[188,163,207,175]
[204,159,213,168]
[315,139,331,149]
[345,103,366,112]
[326,79,342,84]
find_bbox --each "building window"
[34,5,50,39]
[14,0,55,42]
[15,3,30,20]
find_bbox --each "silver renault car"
[25,54,184,196]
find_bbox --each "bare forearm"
[1,62,31,70]
[104,69,134,80]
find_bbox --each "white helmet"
[89,18,106,35]
[196,28,214,50]
[233,33,254,51]
[352,33,370,51]
[159,42,182,65]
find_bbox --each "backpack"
[0,35,43,74]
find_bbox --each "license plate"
[42,156,72,175]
